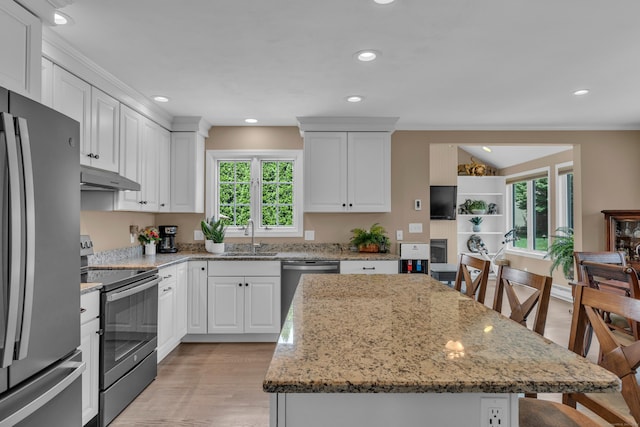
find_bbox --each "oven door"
[100,275,159,390]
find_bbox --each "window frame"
[206,149,304,238]
[505,166,550,258]
[555,161,574,230]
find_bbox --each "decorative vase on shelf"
[472,224,481,232]
[205,240,225,254]
[144,243,156,256]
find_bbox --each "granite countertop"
[262,274,620,394]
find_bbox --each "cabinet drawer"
[208,261,280,277]
[159,265,178,282]
[80,291,100,324]
[340,260,399,275]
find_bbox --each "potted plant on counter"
[350,223,390,253]
[201,215,228,253]
[138,226,160,256]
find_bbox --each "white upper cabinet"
[0,1,41,99]
[140,118,160,211]
[41,57,53,107]
[52,66,91,159]
[116,105,143,210]
[304,131,391,212]
[89,87,120,172]
[170,132,204,213]
[157,127,171,212]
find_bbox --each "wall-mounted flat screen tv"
[430,186,457,220]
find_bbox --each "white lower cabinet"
[80,291,100,426]
[207,261,281,334]
[187,261,208,334]
[340,260,399,274]
[157,264,187,363]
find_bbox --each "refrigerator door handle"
[15,117,35,360]
[0,112,22,369]
[0,360,85,427]
[15,117,36,360]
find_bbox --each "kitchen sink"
[220,252,278,257]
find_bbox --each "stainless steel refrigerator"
[0,87,84,426]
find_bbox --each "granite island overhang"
[263,274,620,427]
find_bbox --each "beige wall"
[81,129,640,260]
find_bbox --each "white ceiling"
[460,145,572,169]
[50,0,640,130]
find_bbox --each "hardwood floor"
[110,343,275,427]
[111,279,606,426]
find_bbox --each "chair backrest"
[565,285,640,426]
[573,251,626,283]
[492,265,552,336]
[453,254,491,304]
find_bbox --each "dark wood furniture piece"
[573,251,626,283]
[563,284,640,426]
[453,254,490,304]
[602,210,640,271]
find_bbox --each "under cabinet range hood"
[80,164,141,191]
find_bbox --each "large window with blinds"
[508,169,549,253]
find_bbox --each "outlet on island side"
[480,397,509,427]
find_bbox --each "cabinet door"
[116,105,143,210]
[140,119,160,211]
[170,132,205,213]
[0,2,41,98]
[41,57,53,107]
[90,87,120,172]
[340,260,399,274]
[157,127,171,212]
[80,317,99,425]
[347,132,391,212]
[175,263,188,339]
[207,277,244,334]
[53,66,91,164]
[157,280,176,362]
[187,261,208,334]
[303,132,348,212]
[244,276,280,333]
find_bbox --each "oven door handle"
[106,277,161,302]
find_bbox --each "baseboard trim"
[551,283,573,303]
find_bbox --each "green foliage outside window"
[218,161,251,226]
[261,161,294,226]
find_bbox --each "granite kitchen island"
[263,274,620,427]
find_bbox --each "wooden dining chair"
[562,284,640,426]
[492,265,552,336]
[573,251,626,283]
[492,265,552,399]
[453,254,490,304]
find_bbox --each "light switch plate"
[304,230,315,241]
[414,199,422,210]
[194,230,204,241]
[408,223,423,233]
[396,230,403,240]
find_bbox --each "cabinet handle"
[163,286,172,292]
[342,203,346,207]
[201,267,205,271]
[94,154,99,159]
[87,153,94,158]
[162,274,172,279]
[238,283,243,287]
[245,283,249,287]
[160,203,165,207]
[80,307,86,314]
[362,267,376,270]
[349,203,353,207]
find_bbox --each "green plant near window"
[350,223,390,253]
[200,217,227,243]
[545,227,574,280]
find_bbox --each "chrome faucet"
[244,218,256,254]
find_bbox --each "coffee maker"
[158,225,178,253]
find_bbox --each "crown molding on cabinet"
[16,0,74,25]
[297,116,399,136]
[42,26,174,130]
[172,116,211,138]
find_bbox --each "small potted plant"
[138,226,160,255]
[201,215,228,253]
[469,216,483,232]
[469,200,487,214]
[350,223,390,253]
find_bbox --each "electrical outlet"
[304,230,315,241]
[481,397,509,427]
[396,230,403,240]
[194,230,204,241]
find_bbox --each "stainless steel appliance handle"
[107,277,161,302]
[0,113,22,369]
[282,265,339,272]
[15,117,34,360]
[0,361,85,427]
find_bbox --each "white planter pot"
[205,241,225,254]
[144,243,156,255]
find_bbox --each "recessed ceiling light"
[355,50,380,62]
[152,95,169,102]
[482,146,492,153]
[245,118,258,124]
[54,11,72,25]
[374,0,395,4]
[346,96,364,103]
[573,89,590,96]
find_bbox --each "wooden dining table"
[263,274,620,427]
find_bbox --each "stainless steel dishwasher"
[281,260,340,326]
